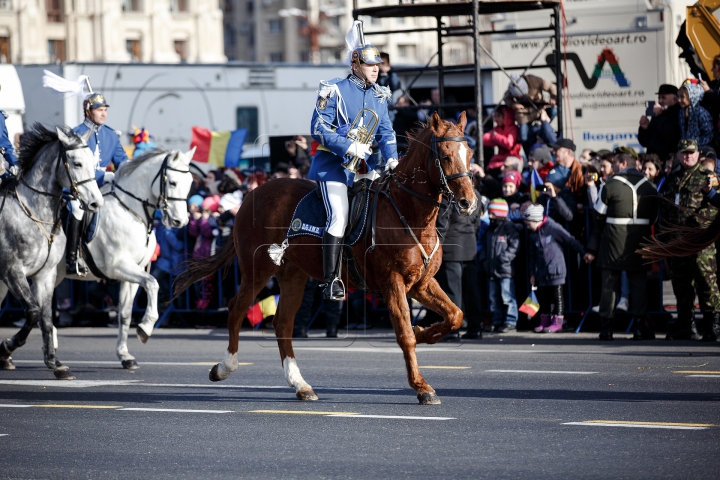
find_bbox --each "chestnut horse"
[175,112,477,405]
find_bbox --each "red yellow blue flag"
[519,289,540,317]
[530,168,544,203]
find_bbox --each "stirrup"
[322,277,345,301]
[67,261,88,277]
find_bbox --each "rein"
[106,153,191,244]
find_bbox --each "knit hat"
[502,170,522,189]
[529,144,553,164]
[523,204,544,222]
[188,194,204,208]
[201,194,220,212]
[488,198,509,217]
[219,190,243,211]
[545,164,570,188]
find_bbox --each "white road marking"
[0,434,8,436]
[687,375,720,378]
[563,422,709,430]
[328,414,455,420]
[0,404,33,408]
[119,408,234,413]
[486,370,597,375]
[10,360,248,366]
[0,380,143,388]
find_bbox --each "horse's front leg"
[384,275,441,405]
[106,260,159,345]
[0,267,38,371]
[116,281,140,369]
[409,277,463,345]
[33,271,76,380]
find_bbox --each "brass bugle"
[342,108,379,173]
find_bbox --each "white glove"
[9,165,19,177]
[385,158,399,172]
[346,141,372,158]
[103,171,115,183]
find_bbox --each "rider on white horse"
[309,21,398,301]
[67,92,128,275]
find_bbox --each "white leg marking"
[215,351,238,380]
[283,357,312,393]
[52,326,58,351]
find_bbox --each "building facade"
[0,0,226,64]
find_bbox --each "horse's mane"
[115,148,167,181]
[404,118,459,163]
[17,123,80,176]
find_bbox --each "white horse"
[54,148,194,370]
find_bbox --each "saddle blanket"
[286,188,370,246]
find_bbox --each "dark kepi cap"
[655,84,679,96]
[678,139,698,153]
[552,138,576,152]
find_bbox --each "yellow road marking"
[673,370,720,375]
[583,420,715,427]
[34,404,121,409]
[190,362,253,366]
[248,410,359,415]
[419,366,471,370]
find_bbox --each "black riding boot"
[599,317,613,341]
[632,316,655,341]
[321,232,344,301]
[702,312,720,342]
[666,315,693,341]
[65,214,88,276]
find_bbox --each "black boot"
[326,324,338,338]
[702,312,720,342]
[321,232,344,301]
[65,214,88,276]
[665,316,693,340]
[599,317,613,341]
[632,317,655,341]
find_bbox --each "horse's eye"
[170,181,177,187]
[443,155,451,161]
[74,162,82,168]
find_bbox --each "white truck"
[490,0,696,152]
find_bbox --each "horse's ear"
[430,111,442,133]
[56,127,72,146]
[79,128,93,144]
[182,146,196,164]
[457,111,467,134]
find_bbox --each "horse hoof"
[136,327,149,345]
[54,366,76,381]
[417,392,441,405]
[296,389,319,401]
[209,364,223,382]
[0,357,15,370]
[121,359,139,370]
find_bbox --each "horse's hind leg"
[274,263,318,401]
[117,281,140,369]
[209,266,269,382]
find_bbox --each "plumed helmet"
[83,92,109,112]
[351,45,383,66]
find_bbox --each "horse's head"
[157,147,195,229]
[427,111,477,215]
[56,127,104,212]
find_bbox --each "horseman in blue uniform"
[0,109,18,177]
[66,92,128,275]
[310,21,398,301]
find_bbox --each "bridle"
[108,153,191,242]
[429,134,473,197]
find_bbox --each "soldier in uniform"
[310,22,398,301]
[660,139,720,340]
[0,108,18,176]
[66,92,128,274]
[585,146,658,340]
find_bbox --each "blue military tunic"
[73,118,128,185]
[0,110,18,166]
[309,74,397,187]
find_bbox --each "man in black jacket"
[638,84,681,163]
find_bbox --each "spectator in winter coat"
[679,82,714,147]
[537,164,576,225]
[524,204,585,334]
[151,220,186,307]
[483,107,521,175]
[638,84,682,162]
[528,144,554,181]
[700,55,720,137]
[188,195,220,309]
[478,199,521,333]
[502,170,529,220]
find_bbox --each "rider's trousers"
[320,181,349,238]
[68,198,84,220]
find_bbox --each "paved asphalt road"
[0,326,718,479]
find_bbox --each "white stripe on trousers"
[320,181,349,238]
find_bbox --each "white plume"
[344,20,364,66]
[42,70,91,96]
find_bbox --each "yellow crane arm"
[687,0,720,76]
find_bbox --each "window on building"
[269,19,282,35]
[0,37,10,63]
[0,1,12,11]
[48,39,66,63]
[223,0,233,13]
[46,0,63,23]
[170,0,188,12]
[329,16,340,27]
[236,107,259,145]
[174,40,187,62]
[225,24,236,47]
[126,39,142,62]
[121,0,142,12]
[396,17,404,24]
[269,52,283,62]
[398,44,416,59]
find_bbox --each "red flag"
[190,126,212,163]
[246,303,263,327]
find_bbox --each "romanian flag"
[190,127,248,168]
[246,295,279,328]
[529,168,544,203]
[518,289,540,317]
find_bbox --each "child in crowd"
[482,107,522,177]
[502,170,529,220]
[479,198,521,333]
[524,204,586,333]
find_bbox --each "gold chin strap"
[352,61,372,87]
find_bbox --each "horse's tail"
[638,215,720,261]
[172,241,237,300]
